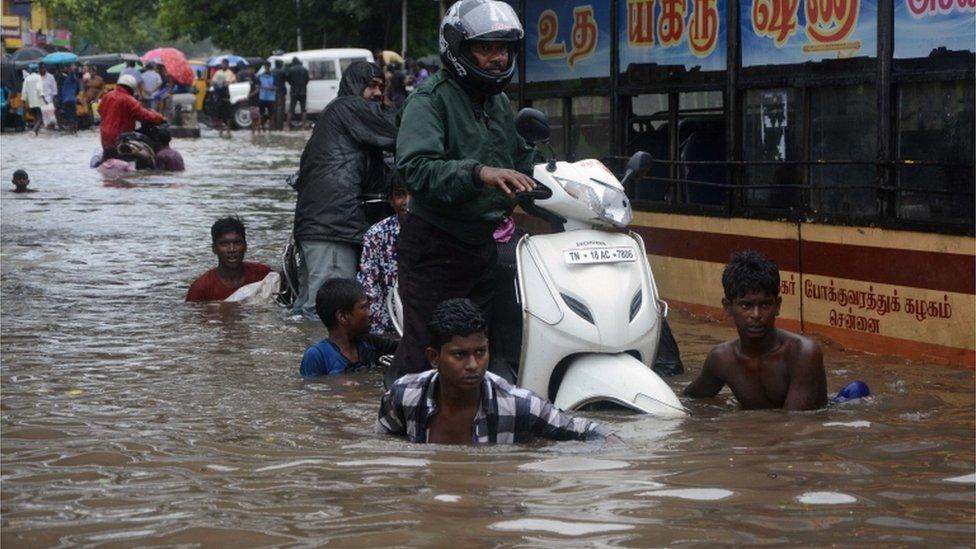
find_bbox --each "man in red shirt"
[186,217,273,302]
[99,73,165,156]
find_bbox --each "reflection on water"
[1,130,974,546]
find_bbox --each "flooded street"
[1,130,973,546]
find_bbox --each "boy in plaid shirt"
[377,298,611,444]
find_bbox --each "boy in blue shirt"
[300,278,396,377]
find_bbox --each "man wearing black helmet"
[388,0,539,386]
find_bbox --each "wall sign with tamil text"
[740,0,878,67]
[618,0,728,73]
[525,1,612,82]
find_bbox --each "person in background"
[386,62,407,109]
[376,298,612,443]
[193,69,207,112]
[38,63,57,130]
[357,176,409,335]
[414,61,430,87]
[243,66,261,134]
[210,61,234,138]
[98,74,165,159]
[299,278,397,377]
[59,64,81,132]
[10,169,36,193]
[21,64,44,135]
[271,59,287,130]
[290,61,396,320]
[154,74,177,117]
[257,61,276,133]
[152,126,185,172]
[186,217,272,302]
[0,82,8,129]
[119,60,142,84]
[141,62,162,109]
[684,251,828,410]
[82,65,104,126]
[285,57,309,129]
[210,58,236,87]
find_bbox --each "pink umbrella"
[140,47,195,86]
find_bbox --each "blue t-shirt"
[258,73,276,102]
[300,338,376,377]
[61,74,80,103]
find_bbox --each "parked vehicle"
[267,48,374,116]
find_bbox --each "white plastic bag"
[40,102,56,127]
[224,272,280,304]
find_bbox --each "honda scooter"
[389,108,686,419]
[508,108,685,418]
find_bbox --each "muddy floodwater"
[1,130,973,547]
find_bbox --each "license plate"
[563,246,638,264]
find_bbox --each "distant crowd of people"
[9,61,103,134]
[2,59,190,135]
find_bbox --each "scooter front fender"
[553,353,687,419]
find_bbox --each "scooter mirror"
[515,108,551,143]
[626,151,653,178]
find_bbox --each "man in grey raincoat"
[291,61,396,320]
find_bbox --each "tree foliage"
[49,0,445,57]
[46,0,166,54]
[158,0,443,57]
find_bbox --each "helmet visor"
[459,2,524,41]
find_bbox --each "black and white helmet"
[439,0,523,96]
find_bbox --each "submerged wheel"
[232,104,252,129]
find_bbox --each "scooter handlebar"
[514,182,553,202]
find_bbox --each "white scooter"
[508,108,685,418]
[389,108,686,419]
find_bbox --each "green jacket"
[396,70,539,244]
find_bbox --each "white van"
[268,48,375,115]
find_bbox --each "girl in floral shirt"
[357,180,410,335]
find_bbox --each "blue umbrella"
[42,51,79,65]
[207,54,248,67]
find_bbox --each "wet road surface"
[1,129,973,546]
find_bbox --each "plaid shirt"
[376,370,610,443]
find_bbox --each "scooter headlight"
[562,179,633,228]
[562,179,605,218]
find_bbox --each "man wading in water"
[684,251,828,410]
[186,217,272,302]
[291,61,396,320]
[376,299,611,444]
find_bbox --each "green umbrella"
[107,61,142,73]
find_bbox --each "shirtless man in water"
[684,251,827,410]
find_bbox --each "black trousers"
[386,214,497,387]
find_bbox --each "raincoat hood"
[293,59,397,245]
[338,61,384,98]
